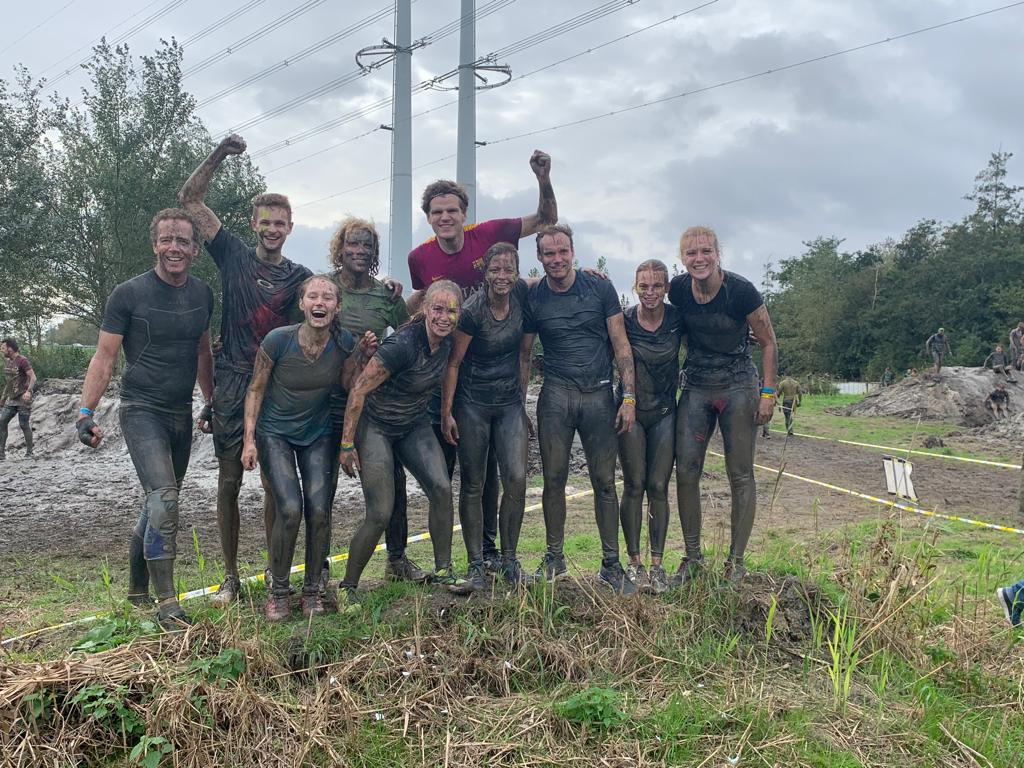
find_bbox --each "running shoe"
[668,557,703,589]
[301,592,327,618]
[482,555,502,578]
[264,593,291,623]
[155,603,193,632]
[317,564,337,612]
[648,564,669,594]
[385,555,430,583]
[210,574,240,608]
[626,563,652,593]
[500,558,529,587]
[431,567,474,595]
[598,562,637,596]
[466,562,489,592]
[722,560,747,587]
[534,553,568,583]
[996,586,1021,627]
[127,592,153,608]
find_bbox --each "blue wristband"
[760,387,775,395]
[79,407,94,416]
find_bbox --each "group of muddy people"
[10,136,787,630]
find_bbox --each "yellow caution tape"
[771,429,1021,470]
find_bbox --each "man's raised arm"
[519,150,557,238]
[178,134,248,243]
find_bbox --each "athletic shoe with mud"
[127,591,153,607]
[431,566,474,595]
[465,562,489,591]
[300,591,326,618]
[722,560,747,587]
[626,563,652,593]
[482,555,502,578]
[385,555,430,583]
[264,592,291,623]
[337,582,359,612]
[598,562,637,596]
[668,557,703,589]
[155,603,192,632]
[534,553,568,583]
[500,558,529,586]
[210,574,240,608]
[648,564,669,594]
[317,564,337,612]
[265,567,296,595]
[996,586,1021,627]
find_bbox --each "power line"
[291,1,1024,210]
[181,0,267,47]
[0,0,80,57]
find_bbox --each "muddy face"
[152,219,199,281]
[251,205,293,254]
[341,228,376,275]
[299,278,340,329]
[484,252,518,297]
[425,292,460,338]
[634,269,667,310]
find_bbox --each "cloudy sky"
[4,0,1023,294]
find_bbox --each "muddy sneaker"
[264,593,292,623]
[722,560,747,587]
[155,602,192,632]
[300,592,327,618]
[385,555,430,583]
[127,592,153,607]
[264,567,296,595]
[626,563,652,593]
[598,562,637,596]
[210,574,241,608]
[337,582,360,614]
[648,564,669,594]
[482,555,502,578]
[996,585,1022,627]
[466,562,489,591]
[668,557,703,589]
[534,553,568,583]
[500,558,529,587]
[431,567,473,595]
[317,564,337,612]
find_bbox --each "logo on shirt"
[472,257,484,271]
[256,278,275,291]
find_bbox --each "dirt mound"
[838,366,1019,426]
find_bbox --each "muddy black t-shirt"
[207,227,312,373]
[456,280,528,406]
[366,322,452,429]
[668,270,762,388]
[524,271,622,393]
[101,270,213,412]
[617,304,682,414]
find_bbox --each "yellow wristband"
[760,393,775,399]
[622,396,636,406]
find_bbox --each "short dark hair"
[421,180,468,215]
[1,337,18,352]
[535,223,574,255]
[149,208,198,245]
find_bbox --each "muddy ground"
[2,380,1021,564]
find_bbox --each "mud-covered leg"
[342,419,396,589]
[675,389,717,565]
[718,385,759,575]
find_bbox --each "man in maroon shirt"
[403,150,557,573]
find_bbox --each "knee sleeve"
[143,486,179,561]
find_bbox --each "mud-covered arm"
[79,331,123,415]
[520,150,557,237]
[749,305,778,425]
[178,134,247,243]
[22,363,37,398]
[197,330,213,405]
[341,332,377,391]
[442,331,472,421]
[243,349,273,447]
[519,333,536,402]
[341,357,391,446]
[607,314,635,396]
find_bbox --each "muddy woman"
[76,209,214,630]
[670,226,778,587]
[240,276,371,622]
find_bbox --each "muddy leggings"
[454,398,528,566]
[257,431,334,597]
[432,424,501,562]
[342,416,455,588]
[538,384,620,565]
[675,381,758,566]
[0,402,32,455]
[119,405,192,602]
[617,407,675,559]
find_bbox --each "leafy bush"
[26,345,95,380]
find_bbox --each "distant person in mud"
[1009,322,1024,371]
[0,338,36,460]
[925,328,950,374]
[338,281,472,599]
[985,383,1010,420]
[519,224,638,595]
[406,153,558,576]
[180,134,314,607]
[984,344,1017,383]
[440,243,532,589]
[76,209,214,630]
[610,259,682,594]
[670,225,778,587]
[328,218,427,584]
[240,275,371,622]
[881,367,895,388]
[777,374,802,435]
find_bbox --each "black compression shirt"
[456,280,527,406]
[617,304,683,413]
[101,270,213,412]
[366,322,453,429]
[206,227,312,373]
[668,270,762,388]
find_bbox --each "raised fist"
[219,133,247,156]
[529,150,551,178]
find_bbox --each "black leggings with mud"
[119,405,192,601]
[0,401,32,456]
[257,431,334,597]
[454,398,528,566]
[675,381,758,566]
[537,384,620,565]
[617,406,675,559]
[342,416,455,588]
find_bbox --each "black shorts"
[212,366,251,460]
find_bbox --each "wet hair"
[2,337,18,352]
[149,208,198,246]
[633,258,669,290]
[483,242,520,276]
[404,279,462,329]
[421,180,468,215]
[251,192,292,221]
[535,223,574,255]
[329,217,380,276]
[679,225,721,256]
